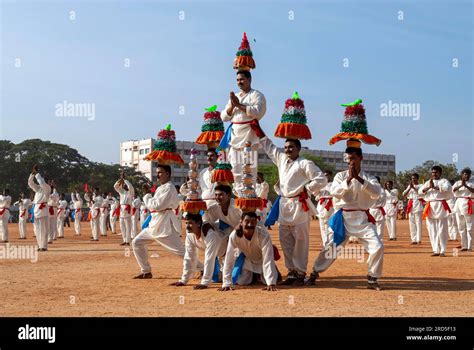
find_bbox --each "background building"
[120,139,396,184]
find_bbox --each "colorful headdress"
[195,105,224,149]
[211,149,234,184]
[328,99,381,148]
[144,124,184,165]
[274,92,312,140]
[233,32,255,71]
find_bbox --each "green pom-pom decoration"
[236,49,253,57]
[201,124,224,132]
[292,91,300,100]
[154,139,177,152]
[340,120,368,134]
[205,105,218,112]
[215,163,232,170]
[341,99,362,107]
[280,115,307,124]
[165,124,171,131]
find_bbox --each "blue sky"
[1,0,472,172]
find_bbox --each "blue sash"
[329,209,345,246]
[264,195,281,226]
[219,123,233,149]
[231,252,246,284]
[141,214,152,229]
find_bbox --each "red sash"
[406,199,413,214]
[20,209,26,218]
[132,208,137,215]
[75,208,81,214]
[378,207,386,216]
[38,202,47,210]
[343,208,376,224]
[461,197,473,215]
[290,190,309,212]
[48,206,55,215]
[123,204,131,215]
[422,200,451,220]
[319,197,333,211]
[0,208,5,215]
[232,119,265,138]
[112,207,120,217]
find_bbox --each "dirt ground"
[1,220,473,317]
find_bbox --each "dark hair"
[257,172,264,178]
[236,70,251,79]
[184,212,202,225]
[324,170,333,176]
[241,211,258,220]
[431,165,442,173]
[411,173,420,180]
[285,138,301,150]
[386,180,393,185]
[461,167,472,176]
[94,187,100,192]
[157,165,172,176]
[61,193,66,197]
[175,185,180,191]
[375,176,381,183]
[215,184,232,195]
[345,147,363,157]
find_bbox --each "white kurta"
[419,178,452,254]
[28,174,51,249]
[57,199,68,238]
[452,180,474,250]
[369,186,387,240]
[0,195,12,242]
[383,189,399,217]
[203,199,242,238]
[15,198,32,239]
[199,167,216,205]
[71,192,83,235]
[114,180,134,243]
[220,89,267,149]
[260,136,327,226]
[179,228,225,286]
[312,170,384,279]
[222,226,278,287]
[47,190,60,241]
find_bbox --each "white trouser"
[426,217,449,254]
[0,215,9,241]
[110,216,117,233]
[34,217,49,249]
[228,147,258,196]
[19,218,28,239]
[319,217,331,247]
[236,268,270,285]
[120,217,132,243]
[385,215,396,239]
[132,229,185,274]
[374,219,385,241]
[312,215,384,278]
[57,217,66,238]
[74,212,82,235]
[279,221,309,275]
[100,213,108,236]
[0,214,9,241]
[131,214,139,239]
[456,212,472,250]
[447,213,458,240]
[48,214,58,242]
[408,211,422,243]
[91,217,100,240]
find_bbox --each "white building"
[120,139,396,185]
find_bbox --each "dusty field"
[0,220,473,317]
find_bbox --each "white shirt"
[71,192,83,211]
[331,170,381,211]
[452,180,474,215]
[14,198,31,219]
[84,193,104,219]
[419,179,452,219]
[403,184,423,213]
[180,228,222,286]
[316,182,334,219]
[383,189,399,217]
[369,186,387,222]
[58,200,68,218]
[222,226,277,287]
[0,195,12,218]
[260,136,327,225]
[256,181,269,200]
[28,173,51,218]
[132,197,142,217]
[221,89,266,149]
[143,182,180,238]
[199,167,216,204]
[48,189,60,215]
[114,180,135,218]
[203,199,242,237]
